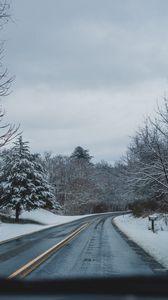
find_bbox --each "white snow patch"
[114,214,168,268]
[0,223,49,243]
[20,209,88,225]
[0,209,88,243]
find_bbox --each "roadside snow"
[0,223,49,243]
[114,214,168,268]
[0,209,88,244]
[20,209,88,225]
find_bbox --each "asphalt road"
[0,213,164,279]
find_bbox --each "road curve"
[0,213,164,279]
[28,214,163,279]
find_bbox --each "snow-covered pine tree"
[0,136,57,222]
[31,153,61,211]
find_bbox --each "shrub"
[129,199,159,217]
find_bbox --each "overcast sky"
[1,0,168,163]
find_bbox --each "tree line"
[2,99,168,220]
[0,141,125,220]
[43,146,122,215]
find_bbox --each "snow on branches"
[0,136,58,221]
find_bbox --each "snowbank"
[0,209,88,244]
[114,214,168,268]
[0,223,49,243]
[20,209,87,225]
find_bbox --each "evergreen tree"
[70,146,92,162]
[0,136,56,222]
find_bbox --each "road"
[0,213,164,279]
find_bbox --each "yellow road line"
[8,222,89,279]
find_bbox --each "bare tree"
[0,1,19,147]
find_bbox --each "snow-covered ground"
[0,209,88,244]
[114,214,168,268]
[20,209,88,225]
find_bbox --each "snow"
[0,209,88,244]
[0,223,48,243]
[20,208,89,225]
[1,136,59,212]
[114,214,168,268]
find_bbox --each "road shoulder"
[112,216,167,275]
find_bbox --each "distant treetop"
[70,146,93,162]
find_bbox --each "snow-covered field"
[0,209,88,244]
[114,214,168,268]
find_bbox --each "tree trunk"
[15,203,21,223]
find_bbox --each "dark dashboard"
[0,276,168,300]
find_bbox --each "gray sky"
[2,0,168,162]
